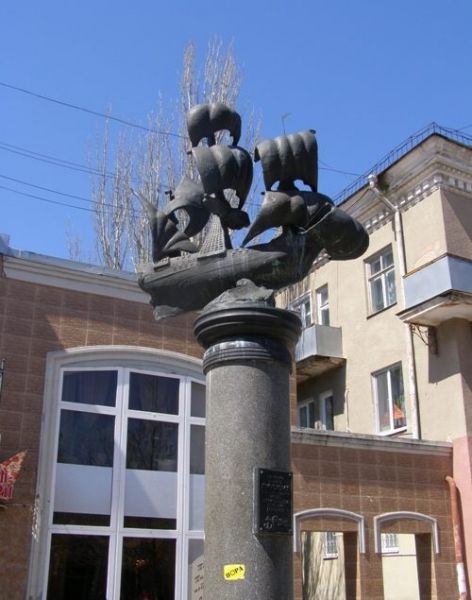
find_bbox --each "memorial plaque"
[254,468,292,535]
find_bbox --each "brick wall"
[292,437,456,599]
[0,275,202,599]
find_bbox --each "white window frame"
[289,292,313,328]
[366,246,396,314]
[319,390,334,431]
[298,398,315,428]
[316,284,330,326]
[372,363,406,435]
[27,346,205,600]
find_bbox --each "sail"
[254,130,318,192]
[151,209,198,262]
[310,205,369,260]
[165,176,210,237]
[192,145,253,209]
[242,191,308,246]
[187,103,241,148]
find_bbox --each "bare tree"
[91,37,261,271]
[93,126,133,269]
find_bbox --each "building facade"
[281,126,472,599]
[0,125,470,599]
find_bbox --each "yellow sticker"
[224,564,246,580]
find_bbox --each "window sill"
[367,301,398,320]
[376,426,407,437]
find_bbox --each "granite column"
[194,304,301,600]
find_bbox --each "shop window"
[366,246,396,313]
[316,285,330,325]
[289,293,313,328]
[373,363,406,434]
[31,352,206,600]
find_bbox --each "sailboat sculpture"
[138,102,369,319]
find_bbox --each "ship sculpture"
[138,102,369,319]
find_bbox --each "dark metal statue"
[138,103,369,319]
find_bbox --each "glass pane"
[386,269,397,306]
[129,372,179,414]
[58,411,114,467]
[383,249,394,268]
[53,512,110,526]
[54,463,112,516]
[299,405,308,427]
[324,396,334,431]
[320,307,330,326]
[370,256,382,275]
[190,425,205,475]
[191,382,206,418]
[62,370,117,407]
[47,534,108,600]
[376,372,390,432]
[121,538,176,600]
[188,539,204,600]
[371,277,385,312]
[127,419,178,471]
[302,300,312,327]
[123,516,176,529]
[308,402,316,428]
[189,425,205,530]
[391,367,406,429]
[318,286,328,305]
[124,469,177,524]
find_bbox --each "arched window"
[373,511,439,554]
[28,346,205,600]
[293,508,366,554]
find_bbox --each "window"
[323,532,338,559]
[373,363,406,434]
[298,399,315,428]
[298,392,334,431]
[289,293,313,328]
[319,391,334,431]
[381,533,399,554]
[316,285,330,325]
[366,246,396,313]
[31,352,206,600]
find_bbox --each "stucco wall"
[402,189,447,272]
[442,188,472,260]
[414,319,469,441]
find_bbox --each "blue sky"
[1,0,472,262]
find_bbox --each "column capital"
[194,305,301,373]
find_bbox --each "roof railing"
[334,122,472,205]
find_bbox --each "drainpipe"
[445,476,469,600]
[368,174,421,439]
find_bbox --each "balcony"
[399,255,472,326]
[295,324,344,382]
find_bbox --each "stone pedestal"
[194,304,301,600]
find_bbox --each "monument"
[139,102,368,599]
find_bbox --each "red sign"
[0,450,27,501]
